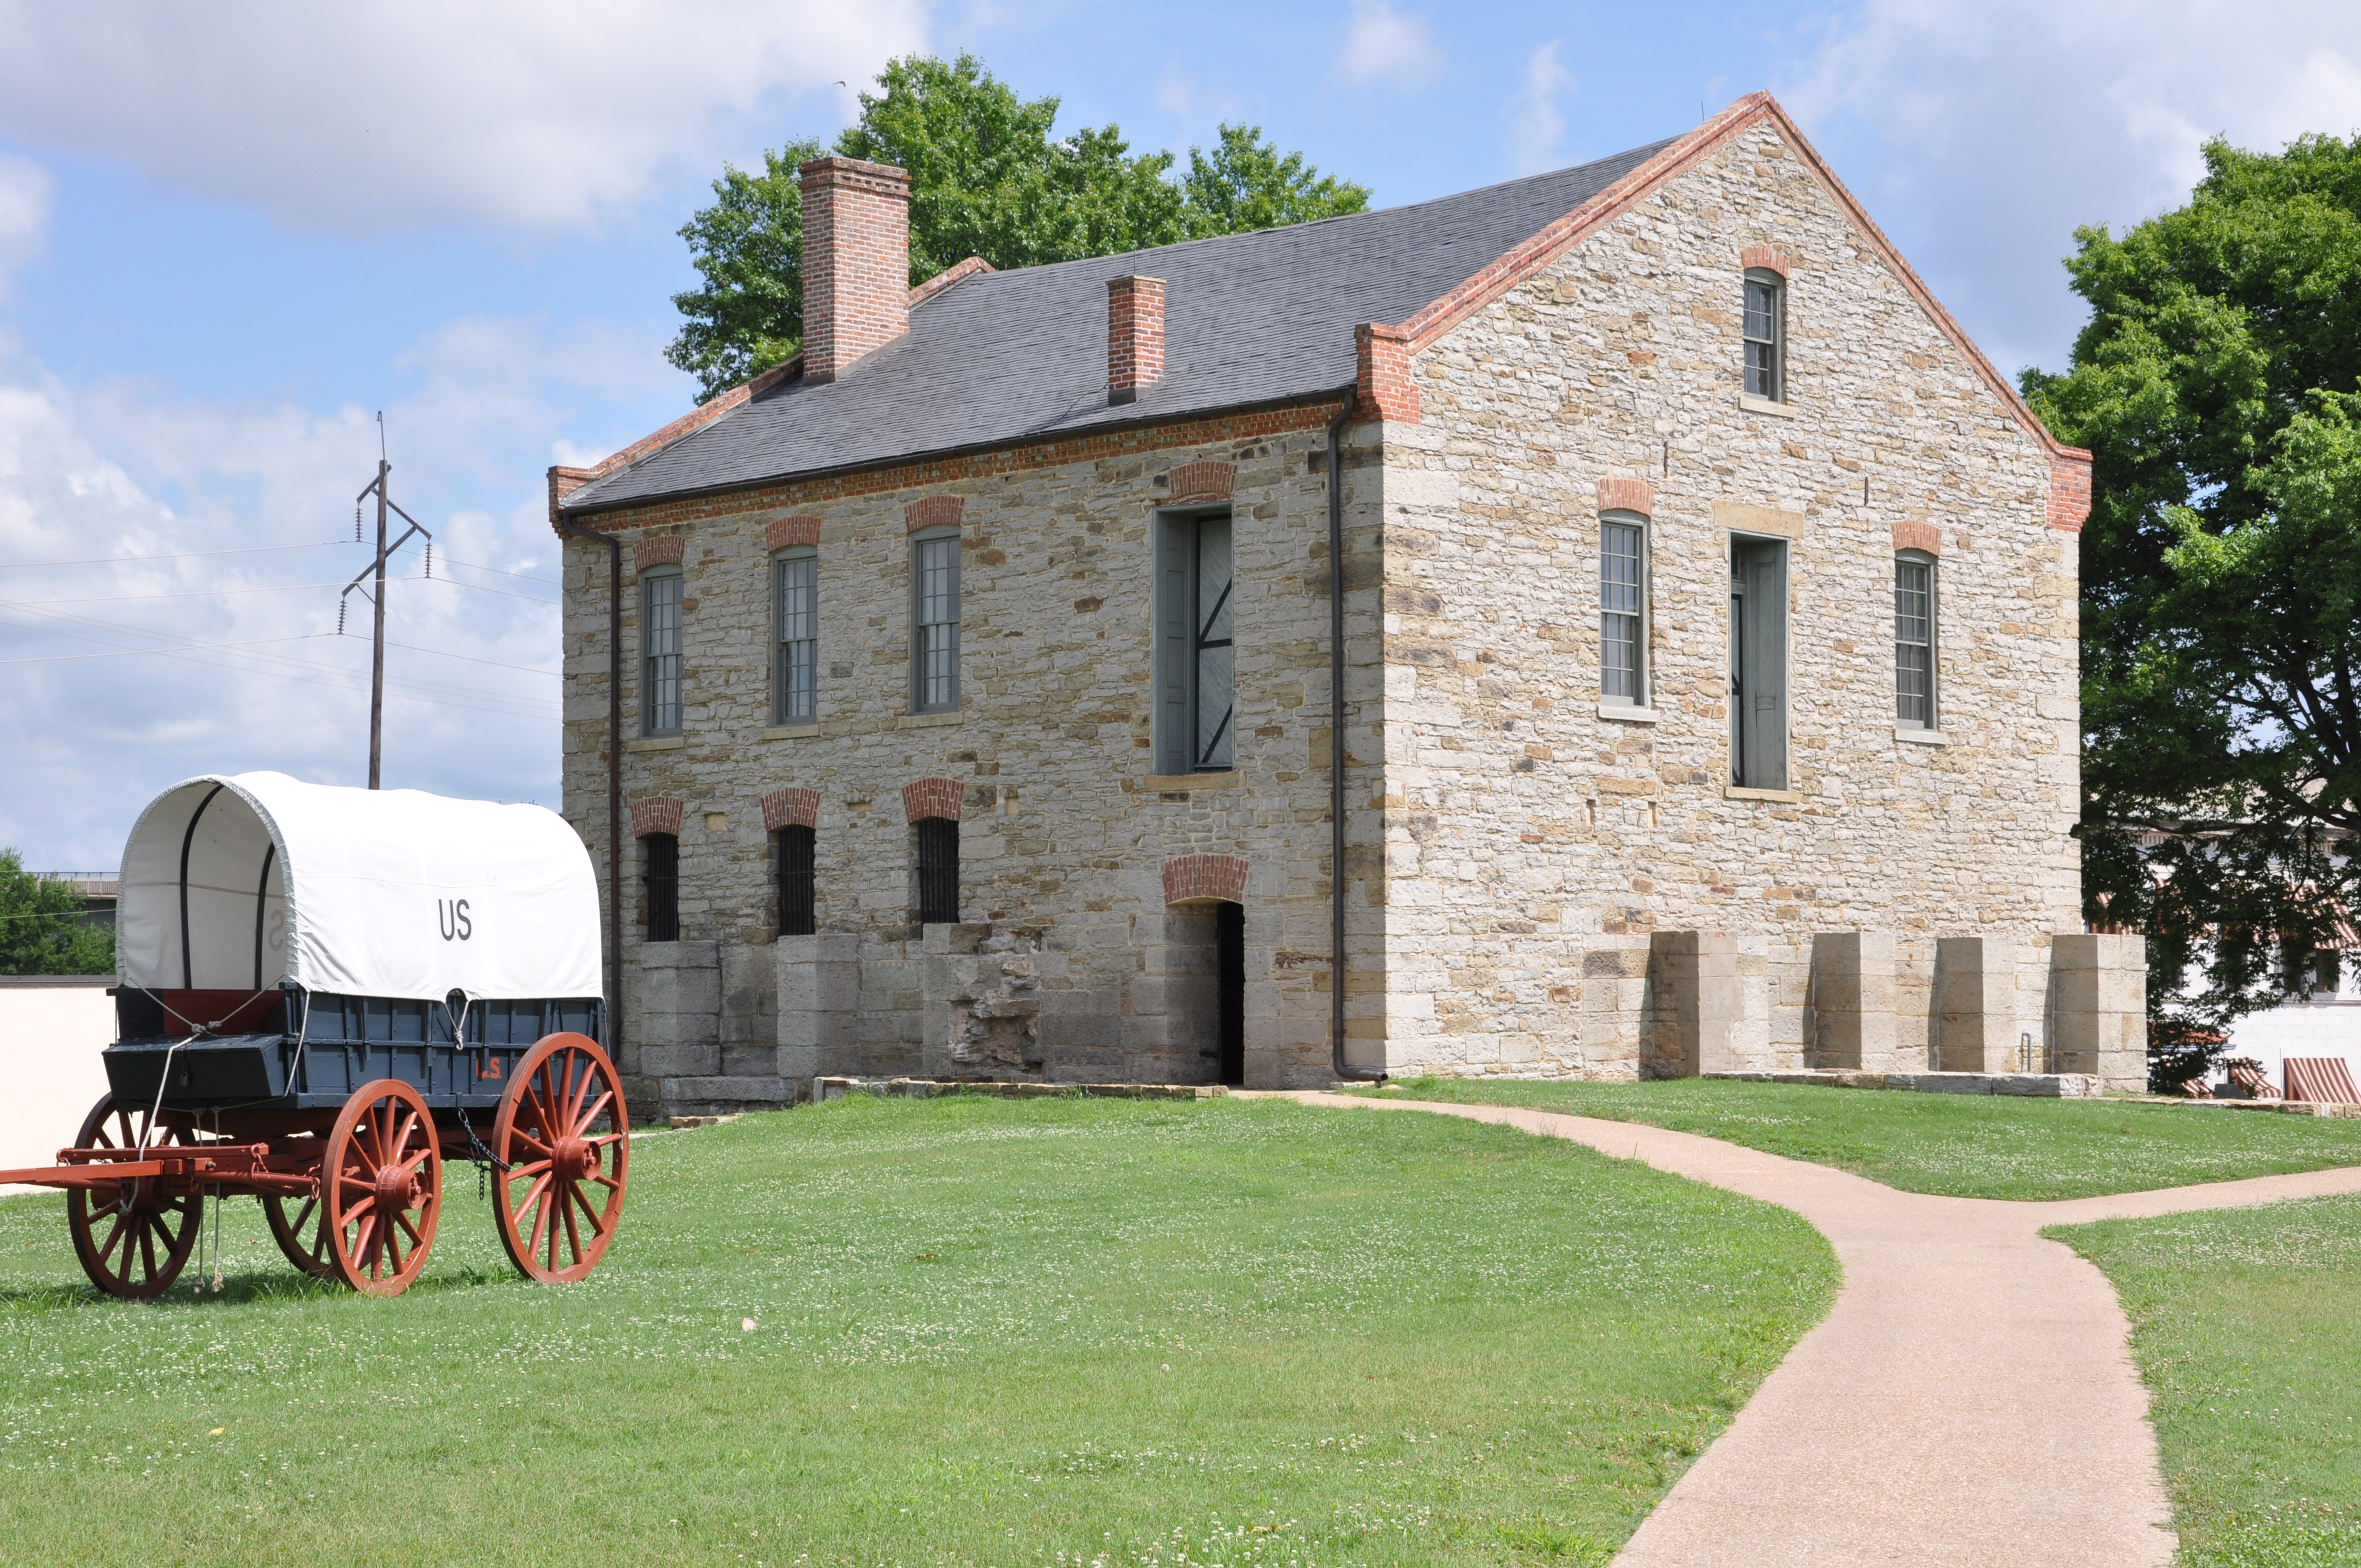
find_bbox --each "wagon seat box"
[0,771,633,1299]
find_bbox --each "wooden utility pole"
[341,419,432,791]
[369,455,388,788]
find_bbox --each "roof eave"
[554,384,1357,526]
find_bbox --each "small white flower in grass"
[741,1318,758,1332]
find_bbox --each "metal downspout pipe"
[556,515,626,1065]
[1327,390,1386,1084]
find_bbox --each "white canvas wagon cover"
[117,772,602,1004]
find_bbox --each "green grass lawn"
[0,1093,1834,1568]
[1351,1078,2361,1201]
[2052,1197,2361,1567]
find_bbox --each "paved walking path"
[1282,1091,2361,1567]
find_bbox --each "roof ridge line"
[1373,89,2084,464]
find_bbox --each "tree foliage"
[666,54,1371,401]
[0,849,114,976]
[2024,130,2361,1071]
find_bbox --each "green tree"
[666,53,1370,401]
[2024,130,2361,1081]
[0,850,114,975]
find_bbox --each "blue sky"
[2,0,2359,869]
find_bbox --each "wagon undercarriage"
[4,1030,630,1299]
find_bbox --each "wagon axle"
[7,1032,629,1300]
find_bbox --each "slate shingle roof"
[562,138,1677,513]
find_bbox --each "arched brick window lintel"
[901,776,966,823]
[1162,853,1250,907]
[761,787,820,832]
[1596,477,1655,517]
[633,535,686,574]
[630,796,685,839]
[1891,519,1943,557]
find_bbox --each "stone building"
[550,92,2146,1117]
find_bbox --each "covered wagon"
[0,772,629,1298]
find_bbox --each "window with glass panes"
[640,567,683,735]
[1600,514,1647,704]
[1743,271,1784,401]
[1895,552,1936,728]
[911,530,960,713]
[773,550,816,725]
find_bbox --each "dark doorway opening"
[1216,902,1245,1086]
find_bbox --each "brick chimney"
[1107,274,1165,406]
[798,155,912,384]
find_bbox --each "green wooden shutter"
[1155,517,1191,774]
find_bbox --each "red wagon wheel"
[263,1147,337,1280]
[492,1032,629,1284]
[321,1079,441,1297]
[65,1092,203,1300]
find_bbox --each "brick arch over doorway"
[1163,854,1249,906]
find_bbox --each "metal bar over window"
[643,833,679,942]
[775,825,815,936]
[913,817,958,926]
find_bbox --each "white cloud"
[0,1,929,235]
[0,314,681,867]
[1783,0,2361,374]
[0,153,50,301]
[1506,41,1574,175]
[1340,1,1442,90]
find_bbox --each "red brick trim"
[799,156,912,386]
[1891,519,1943,556]
[2047,452,2092,533]
[561,401,1338,536]
[910,255,993,308]
[547,263,996,536]
[761,787,819,832]
[1107,274,1167,406]
[1162,853,1249,906]
[633,536,685,573]
[1167,461,1235,503]
[630,797,685,839]
[1740,245,1790,279]
[1597,477,1655,516]
[901,777,965,823]
[544,360,800,533]
[1363,91,2085,475]
[1355,324,1420,423]
[766,515,822,552]
[905,495,965,534]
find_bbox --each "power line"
[0,540,558,587]
[0,541,351,569]
[0,606,561,720]
[0,572,555,608]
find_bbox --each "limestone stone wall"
[560,412,1389,1108]
[1374,116,2082,1077]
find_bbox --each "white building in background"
[0,976,113,1193]
[2213,951,2361,1094]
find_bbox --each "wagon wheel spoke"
[137,1222,158,1284]
[574,1088,614,1137]
[568,1179,607,1237]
